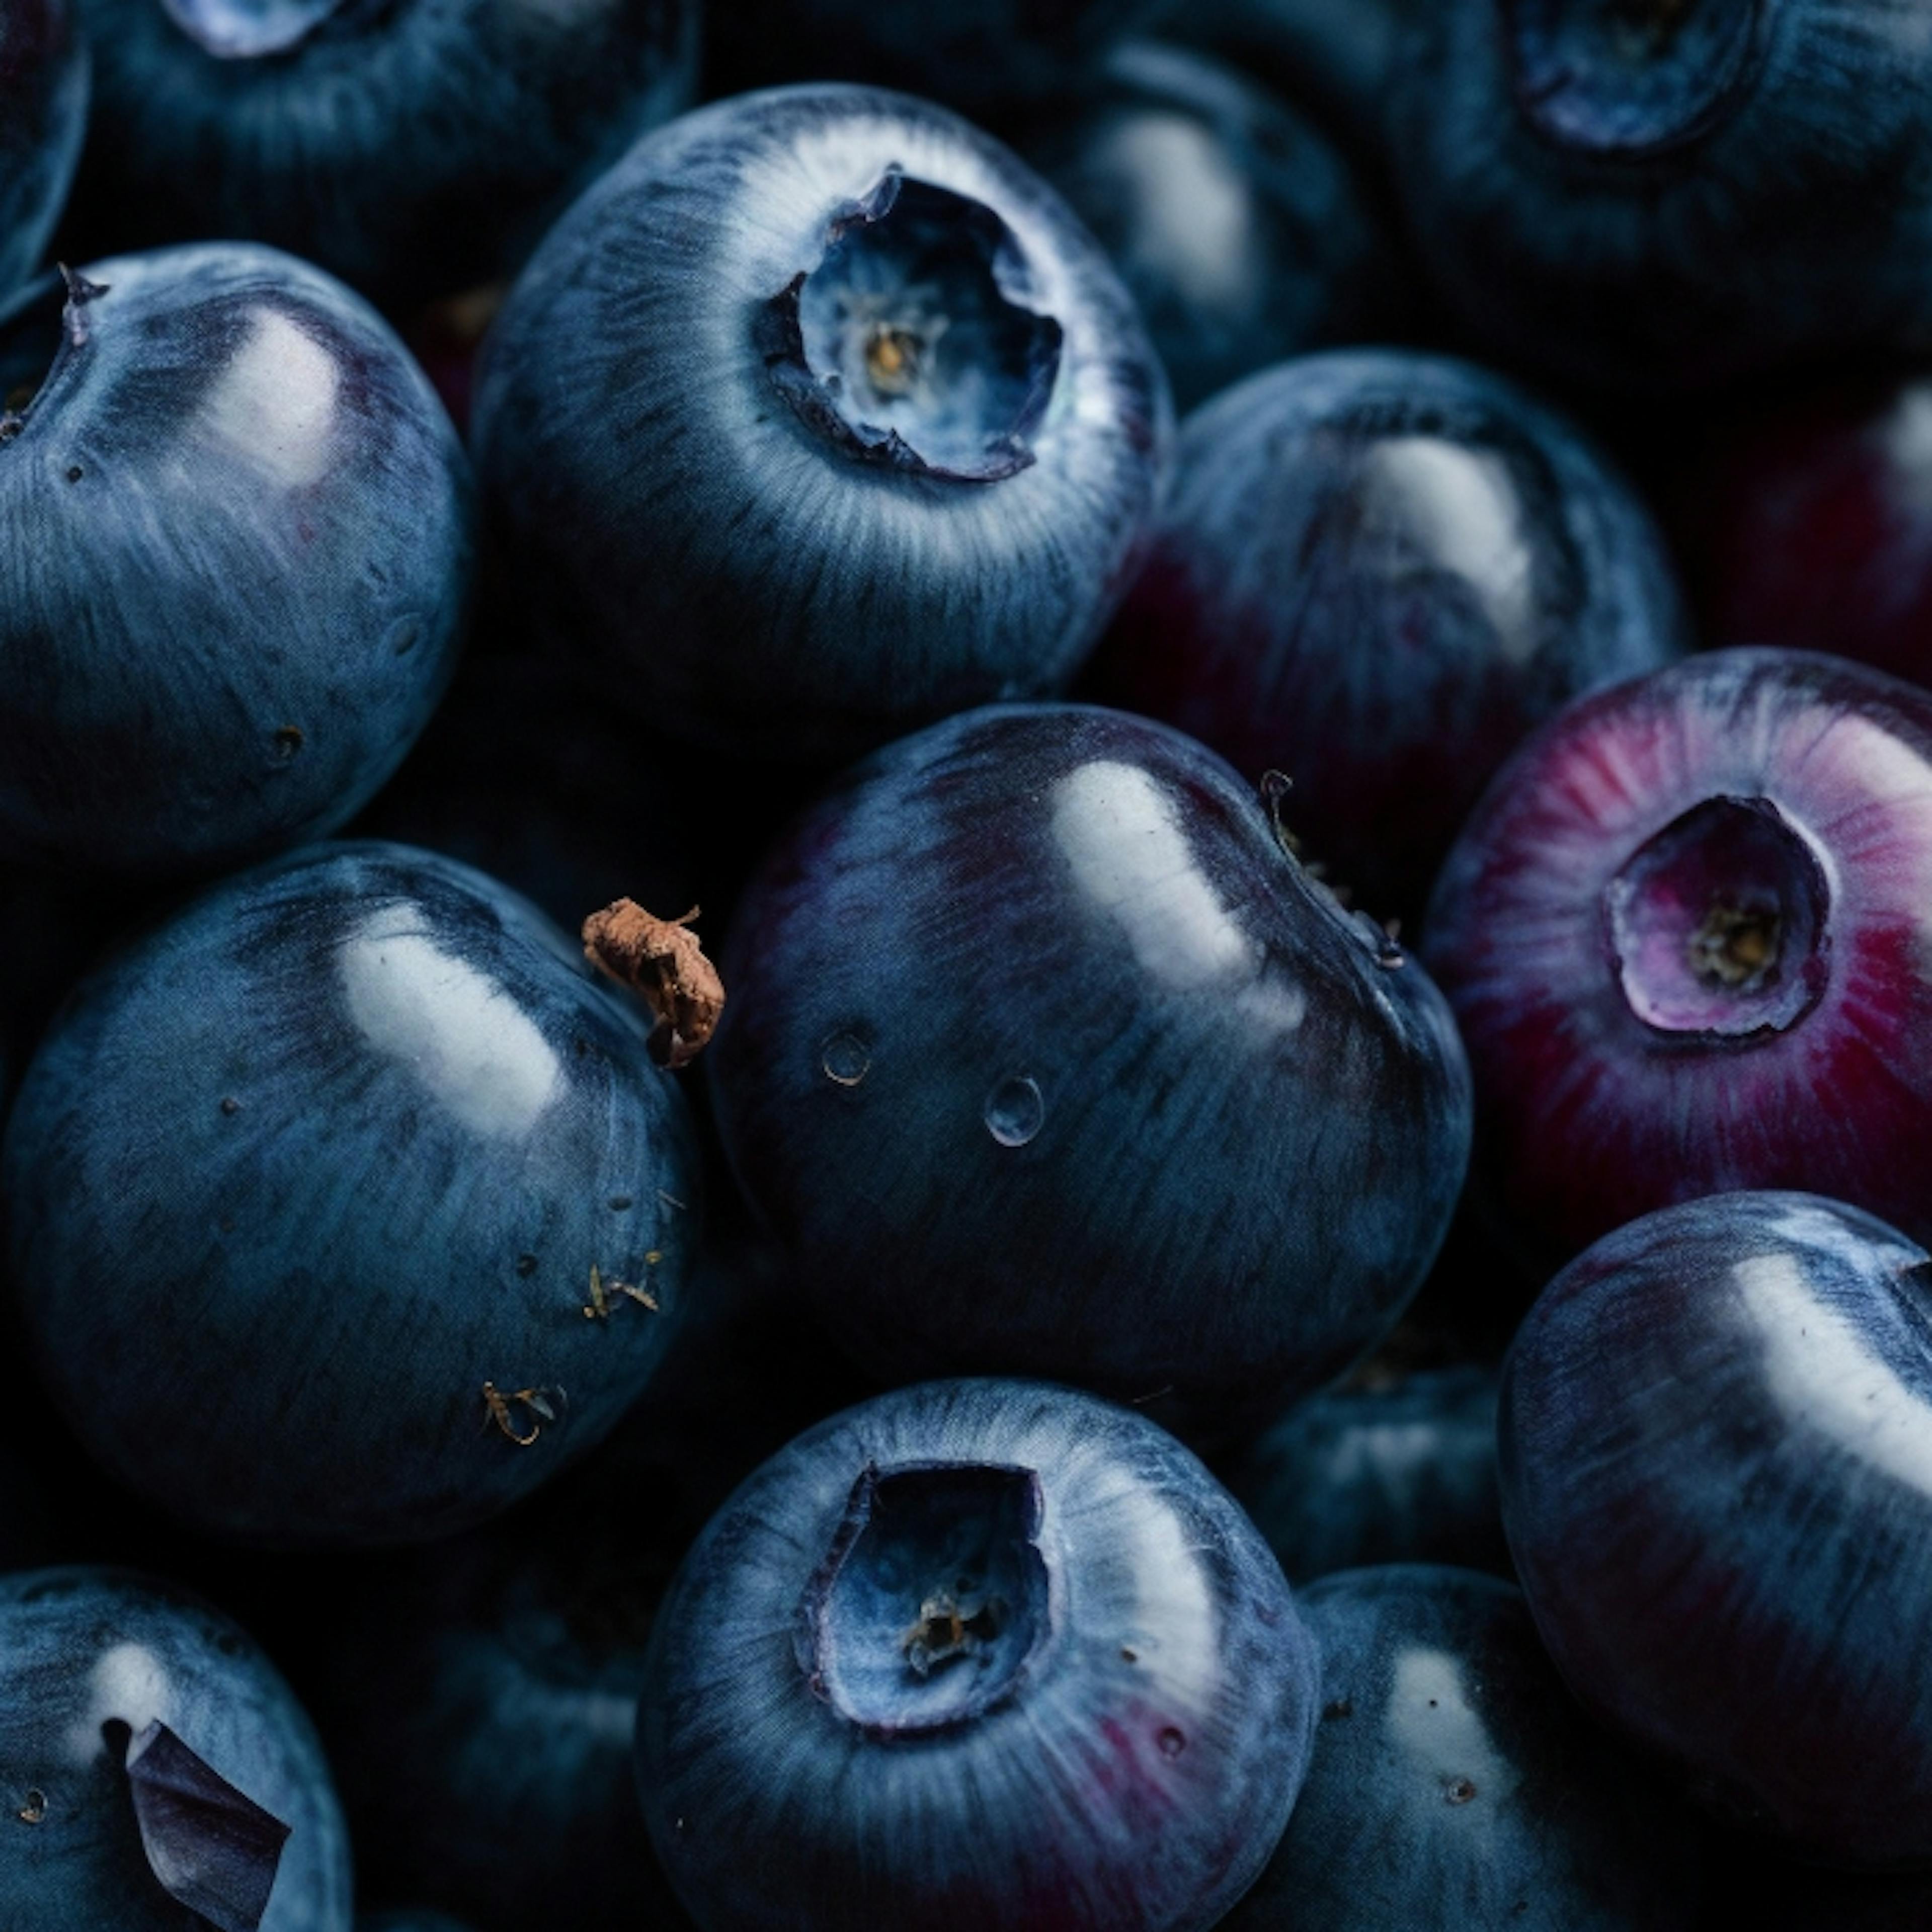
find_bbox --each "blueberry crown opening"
[1504,0,1765,157]
[758,168,1064,482]
[157,0,357,60]
[0,266,102,447]
[797,1461,1052,1736]
[1605,793,1830,1041]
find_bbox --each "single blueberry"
[1015,41,1403,413]
[1387,0,1932,388]
[1424,647,1932,1267]
[635,1378,1320,1930]
[64,0,697,307]
[1092,349,1689,926]
[1502,1191,1932,1864]
[0,0,88,300]
[0,1566,352,1931]
[1229,1364,1510,1583]
[1223,1565,1704,1929]
[3,841,702,1548]
[0,244,472,878]
[472,85,1171,763]
[709,703,1472,1428]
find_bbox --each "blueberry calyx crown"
[1504,0,1766,159]
[1604,791,1831,1043]
[796,1460,1054,1737]
[157,0,361,60]
[756,167,1064,483]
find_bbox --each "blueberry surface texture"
[1425,646,1932,1266]
[710,703,1472,1421]
[635,1378,1319,1931]
[0,1566,352,1931]
[1224,1565,1703,1929]
[65,0,696,307]
[1229,1364,1509,1584]
[0,245,472,877]
[472,85,1171,763]
[3,841,702,1548]
[0,0,88,300]
[1016,41,1399,413]
[1387,0,1932,388]
[1502,1191,1932,1865]
[1092,350,1688,925]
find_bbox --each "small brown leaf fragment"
[583,1262,660,1321]
[481,1381,564,1446]
[582,900,726,1070]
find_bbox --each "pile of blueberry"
[7,0,1932,1926]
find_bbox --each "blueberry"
[1091,350,1688,925]
[64,0,696,307]
[635,1378,1319,1931]
[1229,1364,1509,1584]
[1015,41,1401,413]
[0,1566,352,1930]
[710,703,1472,1425]
[1387,0,1932,388]
[0,245,472,878]
[1682,368,1932,687]
[1502,1191,1932,1864]
[3,841,702,1548]
[1424,647,1932,1267]
[0,0,88,300]
[1223,1565,1704,1930]
[472,86,1170,763]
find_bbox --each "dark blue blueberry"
[1015,41,1402,414]
[636,1378,1319,1931]
[3,841,702,1548]
[473,86,1170,763]
[0,1566,351,1931]
[1501,1191,1932,1865]
[1228,1364,1509,1584]
[0,245,472,878]
[704,0,1155,112]
[1224,1565,1703,1930]
[0,0,87,299]
[709,703,1472,1425]
[64,0,696,307]
[1091,350,1689,926]
[1387,1,1932,388]
[312,1229,853,1932]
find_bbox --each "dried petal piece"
[124,1721,290,1932]
[481,1381,565,1446]
[582,900,726,1070]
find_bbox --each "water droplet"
[821,1031,870,1086]
[1157,1727,1186,1759]
[984,1075,1043,1147]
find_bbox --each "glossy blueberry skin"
[0,244,471,878]
[0,1567,352,1931]
[1015,41,1399,414]
[1426,647,1932,1267]
[66,0,695,308]
[3,841,702,1548]
[1503,1192,1932,1865]
[711,704,1472,1420]
[1387,1,1932,389]
[1093,351,1688,925]
[1228,1365,1508,1584]
[473,86,1171,763]
[0,0,88,299]
[1683,369,1932,687]
[636,1378,1319,1932]
[1224,1565,1702,1930]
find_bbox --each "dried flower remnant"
[582,900,726,1069]
[480,1381,564,1447]
[582,1260,659,1321]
